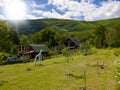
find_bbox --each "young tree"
[80,40,92,55]
[62,47,73,77]
[94,25,106,48]
[20,34,30,45]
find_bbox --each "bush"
[0,53,8,65]
[21,55,30,63]
[89,47,97,55]
[80,41,94,55]
[49,47,60,57]
[114,48,120,56]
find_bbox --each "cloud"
[84,1,120,20]
[81,0,94,3]
[32,8,70,19]
[46,0,120,21]
[0,0,120,21]
[0,0,4,7]
[31,1,46,9]
[0,14,5,20]
[26,14,44,19]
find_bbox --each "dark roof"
[67,37,81,46]
[29,44,49,52]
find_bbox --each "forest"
[0,17,120,55]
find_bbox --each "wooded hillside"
[8,18,120,35]
[0,17,120,54]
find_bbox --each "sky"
[0,0,120,21]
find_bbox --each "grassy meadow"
[116,56,120,90]
[0,49,117,90]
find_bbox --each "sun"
[4,0,27,20]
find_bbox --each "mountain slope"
[8,17,120,35]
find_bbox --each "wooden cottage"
[64,37,81,49]
[18,44,49,58]
[28,44,49,58]
[17,45,26,54]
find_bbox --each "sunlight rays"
[3,0,27,20]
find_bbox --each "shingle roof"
[69,37,81,46]
[29,44,49,52]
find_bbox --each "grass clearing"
[115,56,120,90]
[0,49,116,90]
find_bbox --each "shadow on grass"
[53,61,65,64]
[0,71,3,73]
[34,63,46,67]
[65,73,84,79]
[0,80,8,86]
[85,63,105,69]
[93,64,105,69]
[26,68,33,71]
[36,64,45,66]
[79,87,87,90]
[43,61,65,66]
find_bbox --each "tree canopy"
[0,21,19,54]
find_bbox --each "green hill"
[8,17,120,35]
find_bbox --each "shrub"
[49,47,59,57]
[0,52,8,65]
[21,55,30,63]
[89,47,97,55]
[80,41,94,55]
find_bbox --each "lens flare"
[3,0,27,20]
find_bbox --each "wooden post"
[101,61,104,69]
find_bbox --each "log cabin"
[17,44,49,58]
[64,37,81,49]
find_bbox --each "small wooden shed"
[64,37,81,49]
[18,44,49,58]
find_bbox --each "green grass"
[0,49,116,90]
[115,56,120,90]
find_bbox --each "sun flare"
[4,0,27,20]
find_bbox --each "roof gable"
[64,37,81,47]
[69,37,81,46]
[29,44,49,52]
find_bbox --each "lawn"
[0,49,116,90]
[116,56,120,90]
